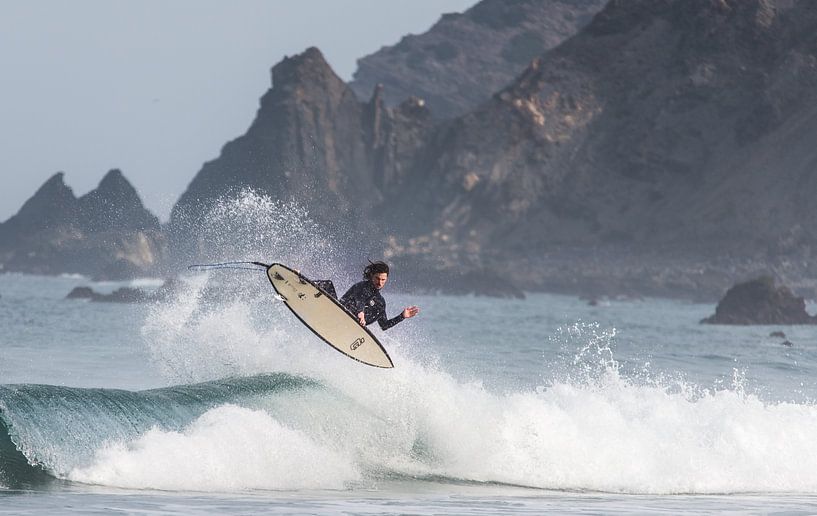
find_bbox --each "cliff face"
[9,0,816,297]
[388,0,817,258]
[350,0,608,119]
[169,47,431,253]
[0,170,163,279]
[163,0,817,297]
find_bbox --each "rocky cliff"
[350,0,607,119]
[10,0,816,299]
[0,170,164,279]
[164,0,817,298]
[168,47,431,259]
[377,0,817,296]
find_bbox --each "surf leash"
[187,261,270,272]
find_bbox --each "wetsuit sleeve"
[374,295,404,330]
[377,312,405,331]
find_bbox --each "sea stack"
[701,276,816,325]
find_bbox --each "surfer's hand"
[357,311,366,326]
[403,306,419,319]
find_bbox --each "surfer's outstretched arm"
[376,305,420,330]
[377,312,404,330]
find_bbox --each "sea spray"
[132,194,817,493]
[143,190,353,383]
[138,295,817,493]
[195,190,335,268]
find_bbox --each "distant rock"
[0,172,80,246]
[351,0,607,119]
[78,169,160,233]
[65,278,246,304]
[66,286,96,300]
[0,170,164,280]
[701,277,817,325]
[66,286,148,303]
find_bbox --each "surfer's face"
[371,272,388,290]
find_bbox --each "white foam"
[127,278,165,289]
[133,193,817,494]
[141,299,817,494]
[68,405,360,491]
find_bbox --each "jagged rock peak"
[271,46,344,90]
[350,0,608,119]
[88,169,145,206]
[11,172,78,226]
[0,171,80,250]
[97,168,131,191]
[39,171,70,191]
[79,169,159,232]
[28,172,74,202]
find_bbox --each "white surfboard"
[266,263,394,368]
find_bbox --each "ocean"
[0,194,815,515]
[2,267,817,515]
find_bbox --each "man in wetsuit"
[340,261,419,329]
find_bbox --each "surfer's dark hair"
[363,260,389,279]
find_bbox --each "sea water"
[2,273,817,514]
[2,196,817,514]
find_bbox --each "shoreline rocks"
[701,276,817,325]
[66,286,150,303]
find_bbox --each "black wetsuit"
[340,280,405,330]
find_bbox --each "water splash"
[124,196,817,494]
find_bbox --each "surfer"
[340,261,419,329]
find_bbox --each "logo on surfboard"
[350,337,365,350]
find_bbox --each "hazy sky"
[0,0,475,221]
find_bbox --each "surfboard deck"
[266,263,394,368]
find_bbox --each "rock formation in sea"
[66,285,149,303]
[701,276,816,325]
[0,170,164,279]
[350,0,608,119]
